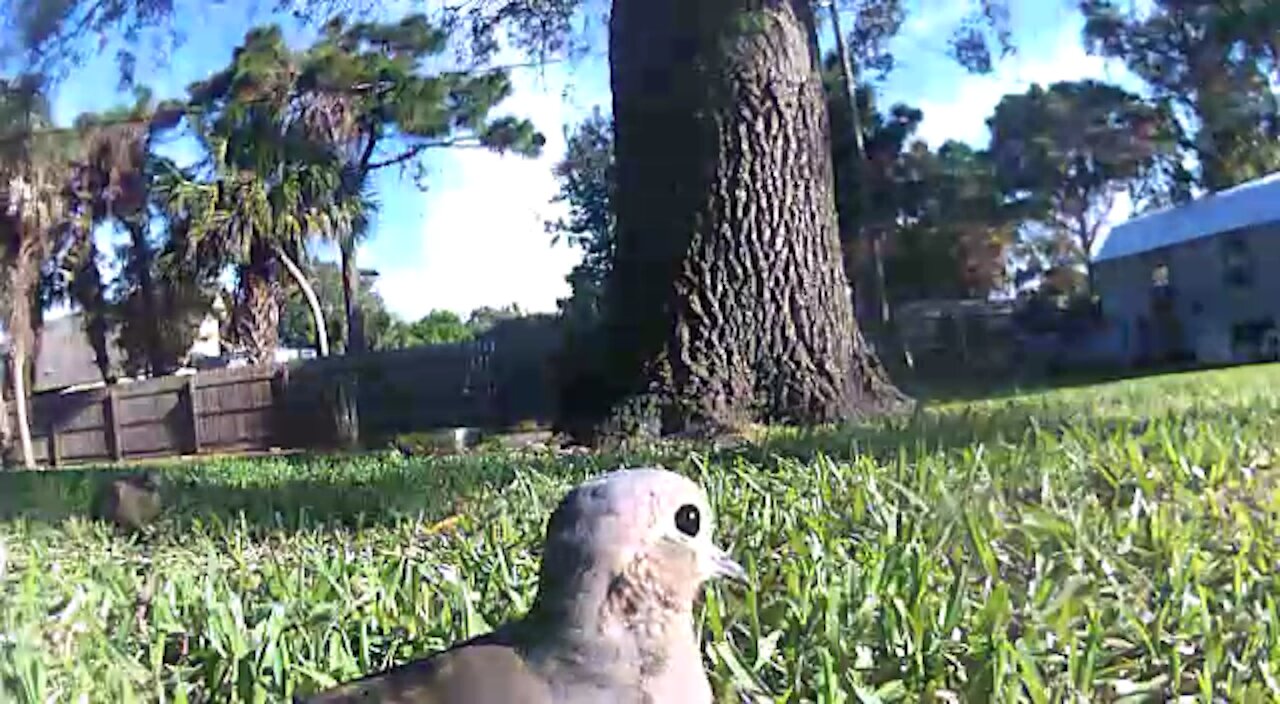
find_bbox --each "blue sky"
[46,0,1141,321]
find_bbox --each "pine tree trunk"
[237,243,282,367]
[335,238,361,448]
[575,0,907,440]
[124,219,168,376]
[340,239,363,355]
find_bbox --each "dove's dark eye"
[674,504,701,537]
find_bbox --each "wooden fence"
[4,317,563,466]
[8,365,281,467]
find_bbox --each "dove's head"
[534,468,745,616]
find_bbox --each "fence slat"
[105,388,123,461]
[184,376,201,454]
[47,423,61,468]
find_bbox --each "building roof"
[1094,170,1280,263]
[0,314,124,393]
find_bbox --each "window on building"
[1151,262,1170,288]
[1222,235,1253,288]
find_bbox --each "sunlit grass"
[3,364,1280,701]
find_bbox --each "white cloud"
[886,14,1139,148]
[369,59,610,321]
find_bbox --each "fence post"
[46,421,61,468]
[105,388,124,462]
[184,375,201,455]
[271,365,290,448]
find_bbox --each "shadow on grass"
[711,394,1268,471]
[3,368,1271,533]
[0,447,679,533]
[903,359,1279,404]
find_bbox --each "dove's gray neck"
[521,557,710,702]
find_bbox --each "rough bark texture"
[236,242,282,366]
[568,0,907,440]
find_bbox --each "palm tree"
[154,116,355,365]
[0,75,77,468]
[153,26,363,365]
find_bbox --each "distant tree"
[887,140,1017,302]
[988,80,1178,288]
[155,26,374,364]
[408,310,473,346]
[824,66,923,300]
[1079,0,1280,194]
[280,259,391,352]
[546,107,615,329]
[466,304,523,335]
[60,88,189,381]
[822,0,1012,342]
[1013,224,1091,303]
[379,310,474,349]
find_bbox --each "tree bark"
[335,237,361,448]
[236,243,283,366]
[275,245,330,358]
[574,0,907,440]
[340,239,364,354]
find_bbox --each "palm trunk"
[237,244,282,366]
[9,343,35,469]
[275,245,329,358]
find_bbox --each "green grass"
[3,364,1280,702]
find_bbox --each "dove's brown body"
[299,468,742,704]
[298,629,554,704]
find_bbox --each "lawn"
[2,364,1279,702]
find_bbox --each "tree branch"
[366,137,484,170]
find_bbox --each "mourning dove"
[299,467,746,704]
[90,471,164,533]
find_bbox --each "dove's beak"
[709,546,747,583]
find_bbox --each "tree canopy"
[1079,0,1280,193]
[988,79,1180,283]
